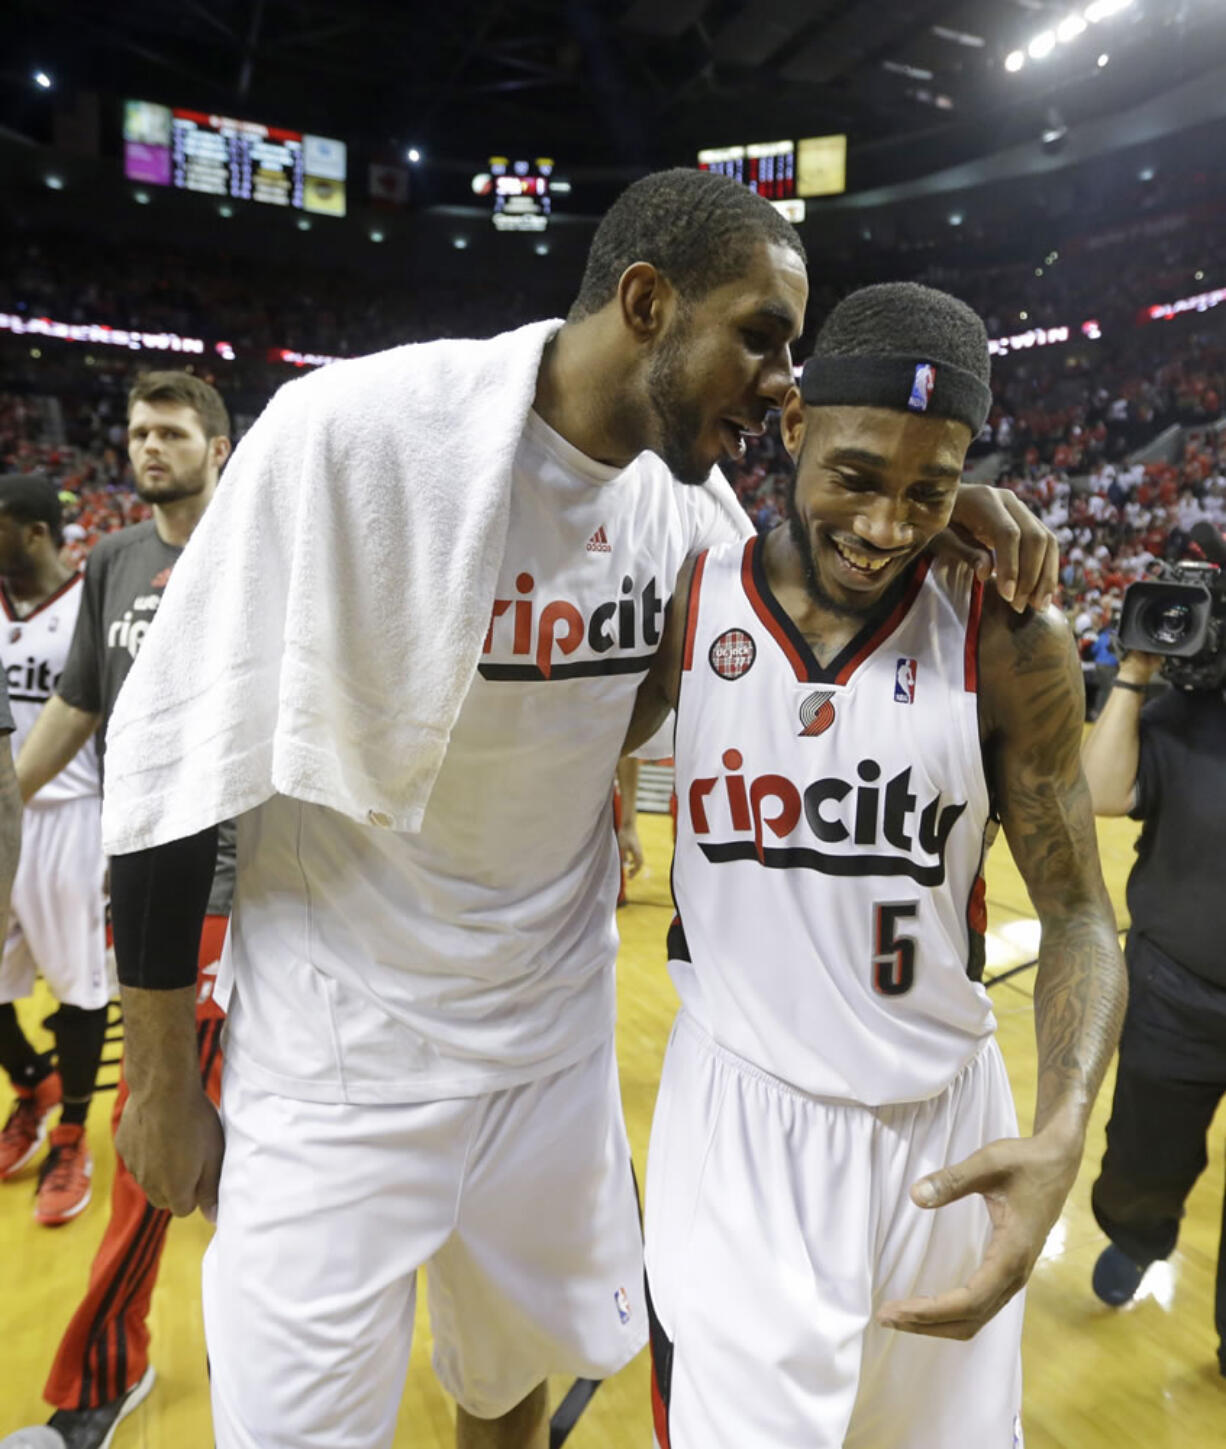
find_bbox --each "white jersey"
[220,410,748,1103]
[1,575,100,804]
[669,537,995,1106]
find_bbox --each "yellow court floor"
[2,809,1224,1447]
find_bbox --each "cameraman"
[1081,639,1226,1375]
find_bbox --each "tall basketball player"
[0,374,233,1449]
[628,284,1128,1448]
[99,175,1058,1449]
[0,475,107,1226]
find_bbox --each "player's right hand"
[115,1083,224,1222]
[619,821,645,879]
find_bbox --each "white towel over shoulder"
[100,318,748,855]
[101,318,563,853]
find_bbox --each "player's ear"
[618,262,673,344]
[780,386,806,462]
[211,436,232,470]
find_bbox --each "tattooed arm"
[879,596,1126,1340]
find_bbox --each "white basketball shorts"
[0,796,107,1011]
[645,1010,1024,1449]
[203,1033,646,1448]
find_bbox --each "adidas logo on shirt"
[586,526,612,553]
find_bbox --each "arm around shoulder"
[622,552,697,756]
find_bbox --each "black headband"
[800,354,992,436]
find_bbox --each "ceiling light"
[534,242,550,256]
[370,230,385,243]
[44,174,64,191]
[1097,52,1110,66]
[133,190,150,205]
[1035,266,1044,276]
[1138,166,1155,182]
[407,147,422,163]
[218,203,234,218]
[33,70,52,90]
[1057,15,1087,43]
[1195,270,1205,281]
[1086,0,1132,21]
[453,236,469,250]
[1005,50,1025,72]
[1028,31,1056,59]
[1020,311,1029,321]
[297,217,312,230]
[949,212,964,226]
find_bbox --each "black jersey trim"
[0,570,82,624]
[744,534,927,686]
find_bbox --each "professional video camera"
[1117,523,1226,690]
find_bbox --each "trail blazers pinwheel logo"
[798,688,836,737]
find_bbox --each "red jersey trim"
[681,550,709,673]
[964,577,984,693]
[833,556,931,686]
[741,536,809,682]
[0,570,82,623]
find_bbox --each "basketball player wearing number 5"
[628,284,1128,1448]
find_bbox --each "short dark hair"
[813,282,989,386]
[0,472,64,548]
[569,168,807,322]
[128,371,230,441]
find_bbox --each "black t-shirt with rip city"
[1127,685,1226,989]
[57,520,235,916]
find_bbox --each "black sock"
[0,1002,53,1088]
[52,1004,109,1110]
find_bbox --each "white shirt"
[1,575,100,805]
[220,411,747,1102]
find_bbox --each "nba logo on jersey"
[614,1286,631,1324]
[894,657,917,703]
[908,362,936,412]
[1013,1413,1025,1448]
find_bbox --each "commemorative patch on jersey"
[798,688,836,737]
[709,628,756,680]
[614,1285,632,1324]
[894,657,918,703]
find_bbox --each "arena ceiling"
[5,0,1226,185]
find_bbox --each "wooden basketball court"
[3,808,1224,1446]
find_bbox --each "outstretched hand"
[876,1132,1079,1340]
[937,484,1059,614]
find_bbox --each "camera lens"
[1143,599,1195,646]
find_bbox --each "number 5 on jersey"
[872,901,918,996]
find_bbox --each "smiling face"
[643,240,808,485]
[780,398,972,616]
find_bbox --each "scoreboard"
[697,141,796,200]
[123,100,347,216]
[490,157,553,232]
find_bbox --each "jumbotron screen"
[697,141,796,200]
[488,157,554,232]
[122,99,347,216]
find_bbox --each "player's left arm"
[879,597,1127,1340]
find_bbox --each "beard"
[785,471,878,619]
[646,319,710,487]
[134,463,208,506]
